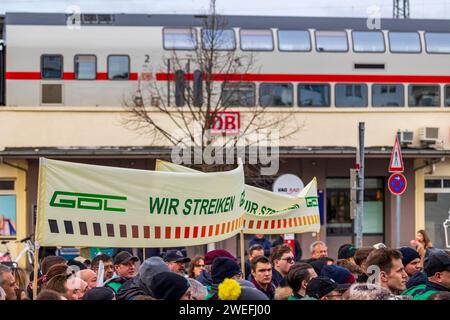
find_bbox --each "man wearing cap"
[164,250,191,275]
[403,250,450,300]
[104,251,139,294]
[304,276,346,300]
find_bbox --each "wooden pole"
[240,230,245,276]
[32,244,40,299]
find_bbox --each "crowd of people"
[0,230,449,300]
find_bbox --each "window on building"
[41,55,63,79]
[335,84,368,107]
[0,180,14,190]
[163,28,197,50]
[202,29,235,50]
[74,55,96,80]
[352,31,385,52]
[221,83,255,106]
[278,30,311,51]
[425,33,450,53]
[425,178,450,249]
[240,29,273,51]
[193,70,203,107]
[388,32,421,53]
[316,31,348,52]
[175,70,185,107]
[107,55,130,80]
[372,84,404,107]
[326,178,384,236]
[259,83,293,107]
[0,192,17,237]
[408,85,440,107]
[298,84,330,107]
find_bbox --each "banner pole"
[32,244,40,299]
[240,230,245,276]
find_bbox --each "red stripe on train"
[6,72,450,83]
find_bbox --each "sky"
[1,0,450,19]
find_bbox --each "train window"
[163,28,197,50]
[335,84,368,107]
[74,55,96,80]
[259,83,293,107]
[193,70,203,107]
[388,32,421,53]
[352,31,385,53]
[278,30,311,51]
[446,86,450,106]
[222,83,255,106]
[175,70,185,107]
[240,29,273,51]
[315,31,348,52]
[298,84,330,107]
[41,55,63,79]
[425,33,450,53]
[372,84,404,107]
[408,85,440,107]
[107,55,130,80]
[202,29,235,50]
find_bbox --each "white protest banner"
[36,158,245,248]
[155,160,320,234]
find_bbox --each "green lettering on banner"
[200,199,209,215]
[209,199,217,215]
[306,197,318,208]
[50,191,127,212]
[149,197,166,214]
[183,199,192,215]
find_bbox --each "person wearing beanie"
[205,257,242,300]
[211,257,242,284]
[197,249,236,287]
[398,247,421,277]
[117,256,170,300]
[320,265,356,285]
[337,244,357,262]
[402,250,450,300]
[150,272,191,300]
[83,287,116,300]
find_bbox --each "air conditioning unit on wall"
[399,130,414,145]
[419,127,439,145]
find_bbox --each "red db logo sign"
[210,112,240,136]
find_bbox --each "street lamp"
[444,211,450,249]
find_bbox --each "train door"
[168,58,202,107]
[0,40,4,106]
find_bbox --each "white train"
[1,12,450,108]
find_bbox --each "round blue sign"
[388,173,407,195]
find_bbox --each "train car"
[2,12,450,108]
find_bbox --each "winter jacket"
[402,280,449,300]
[271,268,284,288]
[406,271,427,289]
[249,275,276,300]
[104,276,130,294]
[197,269,213,287]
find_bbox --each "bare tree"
[122,0,301,177]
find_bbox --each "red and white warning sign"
[389,135,404,173]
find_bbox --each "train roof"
[4,12,450,32]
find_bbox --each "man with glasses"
[250,255,276,299]
[270,244,295,287]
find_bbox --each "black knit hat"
[150,271,190,300]
[398,247,420,267]
[211,257,241,284]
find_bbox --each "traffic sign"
[388,173,407,195]
[389,135,404,172]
